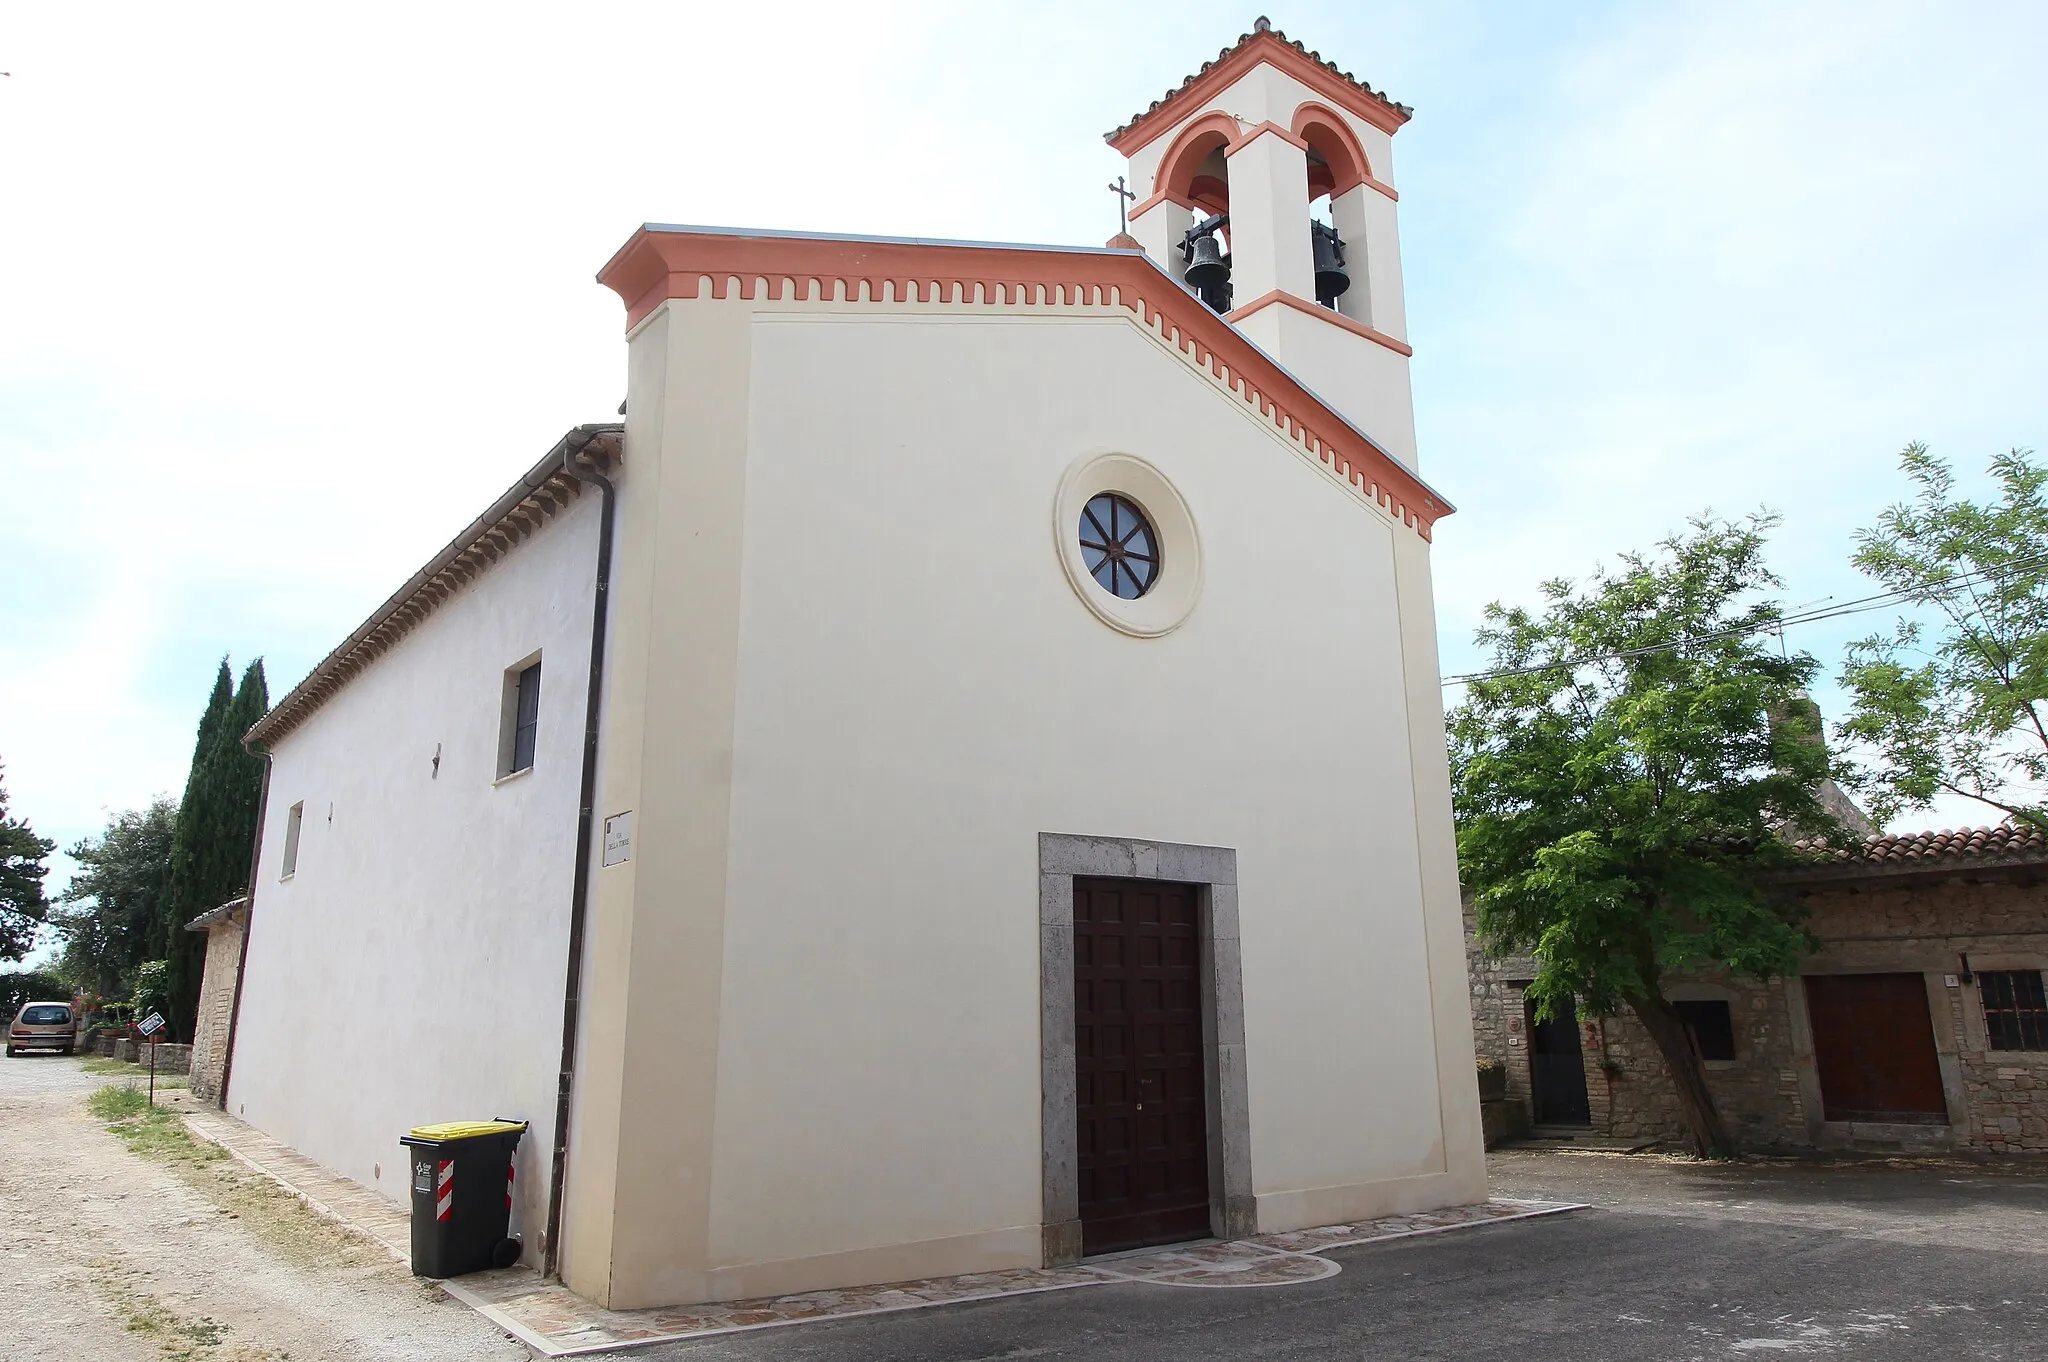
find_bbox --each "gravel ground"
[0,1052,530,1361]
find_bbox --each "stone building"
[184,896,248,1104]
[1469,826,2048,1153]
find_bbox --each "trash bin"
[399,1119,528,1278]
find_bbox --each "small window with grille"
[280,801,303,879]
[1980,970,2048,1051]
[1674,1000,1737,1062]
[498,656,542,778]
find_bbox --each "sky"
[3,0,2045,939]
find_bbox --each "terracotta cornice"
[1107,26,1412,156]
[1361,173,1399,203]
[1224,289,1414,357]
[247,426,624,749]
[1128,189,1193,220]
[597,226,1451,540]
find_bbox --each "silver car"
[6,1002,76,1056]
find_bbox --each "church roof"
[1105,17,1413,154]
[598,222,1451,539]
[246,424,623,750]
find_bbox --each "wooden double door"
[1073,877,1210,1255]
[1804,974,1950,1124]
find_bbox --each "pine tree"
[158,658,269,1038]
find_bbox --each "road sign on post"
[137,1013,166,1104]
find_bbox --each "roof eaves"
[245,423,623,751]
[185,897,249,933]
[1778,824,2048,881]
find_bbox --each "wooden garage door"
[1073,877,1209,1255]
[1804,973,1950,1124]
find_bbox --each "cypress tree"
[159,657,269,1039]
[152,660,232,962]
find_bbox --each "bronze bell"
[1311,220,1350,308]
[1185,233,1229,293]
[1180,212,1233,313]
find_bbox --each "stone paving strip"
[174,1098,1581,1356]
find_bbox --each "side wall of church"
[229,493,601,1265]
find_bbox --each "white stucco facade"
[708,311,1462,1257]
[230,492,600,1253]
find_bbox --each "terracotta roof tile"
[1104,17,1411,146]
[1788,823,2048,866]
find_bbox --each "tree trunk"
[1627,990,1737,1157]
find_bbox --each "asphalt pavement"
[640,1149,2048,1361]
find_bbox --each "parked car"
[6,1002,76,1056]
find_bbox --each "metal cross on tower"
[1106,176,1136,235]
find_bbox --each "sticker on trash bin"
[137,1012,165,1037]
[414,1160,433,1193]
[603,812,633,867]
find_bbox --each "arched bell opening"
[1291,104,1370,198]
[1154,114,1239,315]
[1292,105,1374,324]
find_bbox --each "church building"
[223,19,1485,1310]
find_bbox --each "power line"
[1441,549,2048,688]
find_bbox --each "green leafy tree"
[129,959,173,1024]
[51,798,178,1000]
[1451,515,1839,1157]
[0,969,70,1017]
[1839,445,2048,829]
[158,658,269,1039]
[0,763,55,962]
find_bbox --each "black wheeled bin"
[399,1119,528,1277]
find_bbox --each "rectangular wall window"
[280,801,304,879]
[1674,1000,1736,1062]
[1980,970,2048,1051]
[499,657,542,777]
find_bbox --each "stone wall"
[1467,871,2048,1153]
[1579,979,1809,1150]
[1795,874,2048,1153]
[188,913,245,1104]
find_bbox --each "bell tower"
[1106,18,1420,469]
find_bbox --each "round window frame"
[1055,452,1202,637]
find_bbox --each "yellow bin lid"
[406,1120,527,1141]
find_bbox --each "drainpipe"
[543,430,617,1280]
[217,743,272,1110]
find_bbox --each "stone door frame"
[1038,833,1255,1264]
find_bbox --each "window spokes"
[1079,494,1160,601]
